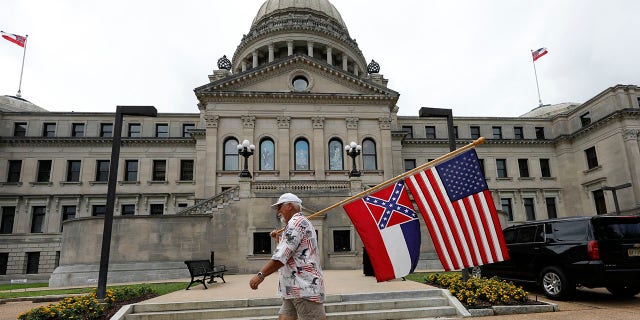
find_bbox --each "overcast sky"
[2,0,639,117]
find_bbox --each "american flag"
[532,47,548,62]
[405,149,509,271]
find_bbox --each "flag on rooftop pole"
[405,148,509,271]
[343,180,421,282]
[531,47,548,107]
[1,31,29,98]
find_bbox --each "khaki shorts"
[279,298,326,320]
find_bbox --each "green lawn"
[0,282,187,299]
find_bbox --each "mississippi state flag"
[405,149,509,271]
[343,180,420,282]
[1,31,27,47]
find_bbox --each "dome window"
[292,76,309,92]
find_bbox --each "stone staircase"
[121,290,463,320]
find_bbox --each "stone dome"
[252,0,346,29]
[0,95,48,112]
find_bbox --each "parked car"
[477,215,640,300]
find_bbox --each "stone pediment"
[194,55,399,105]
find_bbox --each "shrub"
[426,273,528,307]
[18,285,154,320]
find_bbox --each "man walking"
[249,193,326,319]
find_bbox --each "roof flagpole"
[16,35,28,98]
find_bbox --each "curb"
[468,303,559,317]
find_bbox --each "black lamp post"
[419,107,455,152]
[345,141,362,177]
[237,139,255,178]
[602,183,632,215]
[97,105,157,300]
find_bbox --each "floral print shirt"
[272,212,325,303]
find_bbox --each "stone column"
[342,53,348,71]
[277,116,291,179]
[379,117,394,180]
[252,51,258,68]
[241,61,247,72]
[354,64,359,77]
[268,43,274,62]
[623,129,640,206]
[287,41,293,56]
[326,47,332,65]
[307,42,314,57]
[202,112,219,199]
[312,117,325,177]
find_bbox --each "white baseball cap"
[271,193,302,208]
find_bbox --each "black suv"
[478,215,640,300]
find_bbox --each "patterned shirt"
[271,212,325,303]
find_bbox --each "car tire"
[606,285,640,298]
[539,266,575,300]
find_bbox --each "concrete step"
[124,289,460,320]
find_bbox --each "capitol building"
[1,0,639,286]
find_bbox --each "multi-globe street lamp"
[237,139,255,178]
[345,141,362,177]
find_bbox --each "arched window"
[328,138,343,170]
[294,138,310,170]
[260,138,275,170]
[362,138,377,170]
[223,138,239,171]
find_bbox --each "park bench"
[184,259,227,290]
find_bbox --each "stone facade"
[1,0,640,285]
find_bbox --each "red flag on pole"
[1,31,27,47]
[532,47,548,62]
[404,148,509,271]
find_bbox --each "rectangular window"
[182,123,195,137]
[453,126,459,139]
[501,198,513,221]
[0,252,8,275]
[1,207,16,234]
[37,160,52,182]
[152,160,166,181]
[478,159,486,177]
[253,232,271,254]
[524,198,536,221]
[124,160,138,181]
[92,205,106,216]
[470,126,480,139]
[580,112,591,127]
[540,159,551,177]
[546,197,558,219]
[155,124,169,138]
[61,206,76,231]
[66,160,81,182]
[42,123,56,137]
[31,206,46,233]
[128,123,141,137]
[425,126,436,139]
[492,126,502,139]
[71,123,85,137]
[26,252,40,274]
[13,122,27,137]
[535,127,545,139]
[333,230,351,252]
[121,204,135,216]
[180,160,194,181]
[496,159,508,178]
[593,189,607,215]
[150,204,164,215]
[100,123,113,137]
[518,159,530,178]
[514,126,524,139]
[404,159,416,172]
[96,160,110,181]
[7,160,22,183]
[585,146,599,169]
[402,125,413,139]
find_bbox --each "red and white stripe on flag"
[1,31,27,47]
[404,149,509,271]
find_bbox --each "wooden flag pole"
[277,137,486,233]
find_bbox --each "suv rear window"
[549,220,588,241]
[592,217,640,240]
